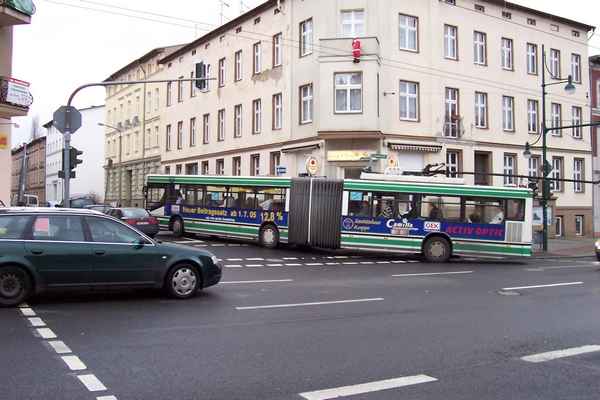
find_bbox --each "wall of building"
[590,58,600,237]
[0,26,13,205]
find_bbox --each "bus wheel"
[259,224,279,249]
[423,236,451,263]
[172,218,185,238]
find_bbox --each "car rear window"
[122,208,149,218]
[0,215,31,239]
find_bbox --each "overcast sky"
[10,0,600,144]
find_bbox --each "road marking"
[521,345,600,363]
[62,355,87,371]
[325,262,339,265]
[246,264,264,268]
[376,261,391,264]
[267,263,283,267]
[48,340,72,354]
[77,374,107,392]
[226,258,243,261]
[392,271,474,277]
[299,374,438,400]
[285,263,302,266]
[392,260,407,264]
[97,396,118,400]
[247,257,264,261]
[225,265,243,268]
[173,239,204,244]
[20,307,36,317]
[360,261,374,265]
[211,244,226,247]
[306,263,324,266]
[342,262,358,265]
[222,279,293,284]
[228,244,242,247]
[502,282,583,291]
[334,256,349,259]
[526,265,596,271]
[28,317,46,327]
[236,298,384,311]
[283,257,299,260]
[37,328,57,339]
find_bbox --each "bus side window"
[348,192,371,217]
[506,199,525,221]
[421,195,461,221]
[372,193,395,219]
[396,194,420,219]
[464,199,504,224]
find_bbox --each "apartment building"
[10,135,46,204]
[590,55,600,237]
[0,0,34,205]
[157,0,593,238]
[103,45,183,207]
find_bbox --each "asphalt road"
[3,232,600,400]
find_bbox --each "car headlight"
[211,255,220,265]
[595,241,600,250]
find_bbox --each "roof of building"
[11,135,47,155]
[103,43,186,82]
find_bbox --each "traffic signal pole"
[63,130,72,208]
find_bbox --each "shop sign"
[3,78,33,107]
[306,156,319,175]
[327,150,370,162]
[0,133,7,150]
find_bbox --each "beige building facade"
[0,1,34,206]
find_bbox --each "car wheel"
[423,236,451,263]
[172,218,184,238]
[0,266,32,307]
[259,224,279,249]
[165,264,200,299]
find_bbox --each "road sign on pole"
[53,106,82,134]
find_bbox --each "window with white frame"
[233,157,241,176]
[189,117,196,147]
[250,154,260,176]
[176,121,183,149]
[528,156,540,178]
[473,31,487,65]
[202,114,210,144]
[216,159,225,176]
[446,150,460,177]
[571,53,581,83]
[444,25,458,60]
[444,87,459,137]
[218,109,225,141]
[399,81,419,121]
[252,99,262,134]
[300,18,313,56]
[575,215,584,236]
[335,72,362,113]
[572,106,582,138]
[273,33,282,67]
[502,96,514,131]
[501,37,513,70]
[218,58,225,87]
[341,10,365,37]
[190,72,197,98]
[234,104,242,137]
[273,93,283,129]
[201,161,209,175]
[234,50,243,81]
[253,42,262,74]
[399,14,418,51]
[474,91,487,128]
[175,164,182,175]
[527,43,538,74]
[528,99,539,133]
[574,158,584,193]
[300,84,313,124]
[551,157,563,191]
[555,216,563,237]
[550,49,561,78]
[503,154,516,185]
[166,83,173,106]
[154,88,160,111]
[177,76,184,102]
[551,103,562,134]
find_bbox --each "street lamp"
[98,122,123,206]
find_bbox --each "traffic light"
[59,146,83,179]
[528,179,539,198]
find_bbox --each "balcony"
[0,76,32,118]
[0,0,35,26]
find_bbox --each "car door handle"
[95,250,106,256]
[30,249,44,255]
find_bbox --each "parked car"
[106,207,160,238]
[0,208,222,307]
[85,204,112,213]
[61,196,95,209]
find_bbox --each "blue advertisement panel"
[341,216,505,241]
[166,204,288,227]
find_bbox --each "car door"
[24,215,92,286]
[84,216,163,286]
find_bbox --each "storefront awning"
[281,144,320,153]
[387,142,442,153]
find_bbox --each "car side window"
[86,217,143,244]
[0,215,31,239]
[32,216,85,242]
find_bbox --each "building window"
[502,96,514,132]
[185,163,198,175]
[175,164,182,175]
[154,88,160,111]
[218,58,226,87]
[234,104,243,137]
[555,216,563,237]
[273,93,283,129]
[474,4,484,12]
[270,151,281,175]
[571,53,581,83]
[300,18,313,56]
[399,14,418,51]
[572,30,580,37]
[527,18,536,26]
[502,11,511,19]
[177,76,184,102]
[201,161,209,175]
[253,42,262,74]
[573,158,584,193]
[234,50,243,81]
[399,81,419,121]
[444,24,458,60]
[300,84,313,124]
[444,87,459,137]
[575,215,584,236]
[528,156,540,178]
[572,106,582,139]
[527,43,538,75]
[501,38,513,70]
[250,154,260,176]
[474,91,487,128]
[335,72,362,113]
[218,109,225,142]
[190,71,197,98]
[176,121,183,149]
[551,157,563,192]
[166,82,173,106]
[528,99,539,133]
[341,9,365,37]
[252,99,262,134]
[551,103,562,134]
[446,150,461,177]
[503,154,516,185]
[198,63,210,92]
[232,157,241,176]
[216,159,225,176]
[190,117,196,147]
[273,33,282,67]
[203,114,210,144]
[473,31,487,65]
[551,24,559,32]
[550,49,561,78]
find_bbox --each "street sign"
[372,153,388,160]
[53,106,82,134]
[275,165,287,175]
[306,157,319,176]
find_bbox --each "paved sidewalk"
[533,238,596,258]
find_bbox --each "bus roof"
[146,174,292,188]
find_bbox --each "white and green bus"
[145,173,532,262]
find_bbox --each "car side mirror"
[133,238,146,249]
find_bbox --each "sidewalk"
[533,238,597,258]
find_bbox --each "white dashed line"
[221,279,293,284]
[36,328,57,339]
[236,298,384,310]
[77,374,107,392]
[283,257,299,260]
[247,257,264,261]
[225,265,243,268]
[360,262,374,265]
[97,396,118,400]
[48,340,72,354]
[521,345,600,363]
[392,271,474,277]
[342,262,358,265]
[62,355,87,371]
[246,264,264,268]
[325,262,340,265]
[226,258,243,261]
[267,264,283,267]
[306,263,324,266]
[285,263,302,266]
[334,256,349,259]
[502,282,583,291]
[20,307,36,317]
[376,261,391,264]
[28,317,46,327]
[391,260,407,264]
[299,374,438,400]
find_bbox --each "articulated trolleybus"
[145,172,532,262]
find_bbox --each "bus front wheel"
[172,218,185,238]
[423,236,451,263]
[259,224,279,249]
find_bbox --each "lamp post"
[98,122,123,206]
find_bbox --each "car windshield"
[122,208,149,218]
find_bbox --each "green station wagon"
[0,208,222,306]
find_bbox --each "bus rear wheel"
[423,236,451,263]
[259,225,279,249]
[172,218,185,238]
